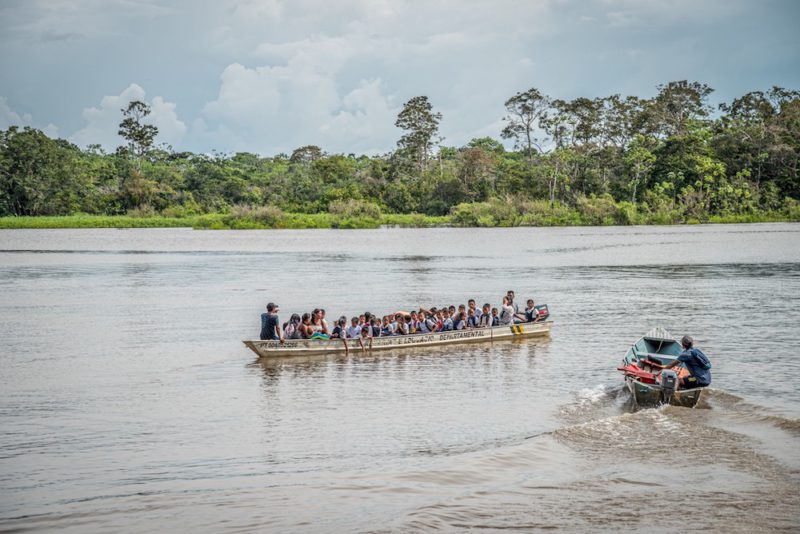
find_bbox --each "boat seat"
[640,352,675,360]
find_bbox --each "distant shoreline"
[1,211,797,230]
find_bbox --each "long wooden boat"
[244,320,553,358]
[617,327,704,408]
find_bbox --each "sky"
[1,0,798,156]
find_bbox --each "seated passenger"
[395,314,408,336]
[310,308,326,335]
[405,314,416,334]
[466,309,479,328]
[478,304,492,327]
[416,311,430,333]
[359,324,373,350]
[283,313,303,339]
[330,317,347,338]
[370,318,382,337]
[442,310,454,331]
[524,299,540,322]
[490,307,500,326]
[298,313,314,338]
[329,317,349,352]
[260,302,284,342]
[453,311,466,330]
[381,316,392,337]
[320,309,330,334]
[346,316,362,339]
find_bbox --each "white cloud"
[231,0,284,22]
[69,83,186,150]
[0,96,33,127]
[320,79,398,154]
[196,0,555,154]
[0,96,59,138]
[4,0,794,154]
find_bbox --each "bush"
[517,200,582,226]
[328,199,382,219]
[127,205,156,218]
[576,194,618,225]
[786,198,800,221]
[450,199,518,227]
[224,204,285,228]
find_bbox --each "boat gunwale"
[244,320,553,358]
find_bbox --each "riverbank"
[1,208,798,230]
[0,212,448,230]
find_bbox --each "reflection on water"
[0,224,799,532]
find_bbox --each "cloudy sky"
[1,0,798,155]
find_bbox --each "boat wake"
[378,389,800,533]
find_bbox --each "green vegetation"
[1,82,798,229]
[2,200,795,230]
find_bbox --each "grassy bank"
[1,202,798,230]
[0,212,451,230]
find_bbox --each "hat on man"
[266,302,279,312]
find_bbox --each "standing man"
[507,290,526,323]
[260,302,284,343]
[507,291,519,314]
[665,335,712,389]
[499,296,515,325]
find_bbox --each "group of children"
[261,291,548,347]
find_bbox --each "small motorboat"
[617,327,704,408]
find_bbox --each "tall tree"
[395,96,442,174]
[716,87,800,190]
[118,100,158,161]
[624,135,656,203]
[649,80,714,137]
[289,145,323,165]
[501,88,549,163]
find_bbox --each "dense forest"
[1,81,799,228]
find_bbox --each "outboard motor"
[660,369,678,404]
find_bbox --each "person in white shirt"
[346,316,362,339]
[499,296,515,325]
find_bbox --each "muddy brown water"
[1,224,799,532]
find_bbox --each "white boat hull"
[244,321,553,358]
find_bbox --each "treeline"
[1,81,799,226]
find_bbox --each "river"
[1,224,799,532]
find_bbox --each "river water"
[1,224,799,532]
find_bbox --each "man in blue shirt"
[665,335,711,389]
[259,302,284,342]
